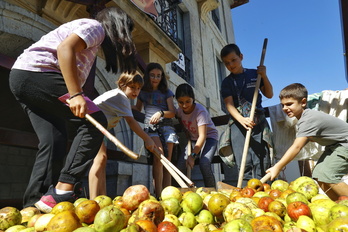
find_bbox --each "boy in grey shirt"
[266,83,348,201]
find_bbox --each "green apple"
[291,176,316,191]
[223,219,252,232]
[296,215,316,232]
[161,197,182,216]
[178,212,197,229]
[195,210,214,224]
[161,186,183,202]
[309,198,337,227]
[94,195,113,209]
[4,225,26,232]
[181,192,203,215]
[178,225,193,232]
[271,179,289,191]
[327,216,348,231]
[329,204,348,221]
[296,181,319,201]
[286,192,309,205]
[163,214,181,227]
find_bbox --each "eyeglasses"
[150,74,162,79]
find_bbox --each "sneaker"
[34,182,81,213]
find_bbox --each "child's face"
[124,83,141,100]
[177,96,195,114]
[149,68,162,89]
[222,52,243,74]
[281,97,306,119]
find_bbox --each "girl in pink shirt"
[175,83,218,187]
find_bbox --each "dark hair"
[279,83,308,102]
[220,44,242,59]
[117,71,144,91]
[142,63,168,93]
[175,83,195,102]
[96,7,137,74]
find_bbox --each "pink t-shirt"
[12,18,105,87]
[177,103,218,141]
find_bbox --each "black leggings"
[9,69,107,207]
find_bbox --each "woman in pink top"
[175,83,218,187]
[8,7,150,212]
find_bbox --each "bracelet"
[160,110,164,117]
[68,91,84,100]
[190,152,198,159]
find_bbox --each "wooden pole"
[237,38,268,188]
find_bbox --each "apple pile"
[1,177,348,232]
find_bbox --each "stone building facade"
[0,0,241,207]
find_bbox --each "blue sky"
[231,0,347,108]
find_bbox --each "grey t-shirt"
[297,109,348,148]
[93,88,133,130]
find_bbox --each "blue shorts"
[147,125,179,144]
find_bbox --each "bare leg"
[163,143,174,189]
[317,180,348,201]
[88,143,107,199]
[152,136,164,198]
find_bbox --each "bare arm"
[149,96,176,125]
[224,96,255,130]
[187,125,207,168]
[266,137,309,180]
[258,65,273,98]
[124,116,156,152]
[57,33,88,118]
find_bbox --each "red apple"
[269,189,282,199]
[122,185,150,211]
[257,196,274,212]
[240,187,256,198]
[287,201,311,221]
[157,221,178,232]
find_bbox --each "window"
[212,9,221,30]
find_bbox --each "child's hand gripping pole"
[237,38,268,188]
[152,147,195,188]
[62,96,140,160]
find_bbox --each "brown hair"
[117,71,144,91]
[279,83,308,102]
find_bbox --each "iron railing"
[154,0,191,82]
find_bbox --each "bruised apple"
[268,200,286,217]
[240,187,256,198]
[250,215,283,232]
[122,185,150,211]
[271,179,289,191]
[136,219,157,232]
[46,210,82,232]
[247,178,264,191]
[136,199,165,226]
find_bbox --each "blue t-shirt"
[138,89,174,121]
[220,69,264,110]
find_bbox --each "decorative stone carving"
[197,0,219,23]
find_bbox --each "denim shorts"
[147,125,179,144]
[312,144,348,184]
